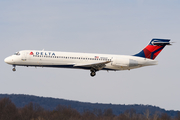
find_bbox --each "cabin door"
[21,52,27,61]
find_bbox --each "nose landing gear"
[12,65,16,72]
[12,68,16,71]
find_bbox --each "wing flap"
[74,61,111,71]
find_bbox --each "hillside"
[0,94,179,117]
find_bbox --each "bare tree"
[0,98,19,120]
[19,102,44,120]
[151,111,159,120]
[160,113,171,120]
[175,112,180,120]
[144,109,150,120]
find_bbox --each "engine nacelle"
[112,57,139,67]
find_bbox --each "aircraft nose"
[4,56,13,64]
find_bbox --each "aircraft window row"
[33,55,111,61]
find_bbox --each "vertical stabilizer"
[134,39,171,60]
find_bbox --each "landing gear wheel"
[12,68,16,71]
[90,72,96,77]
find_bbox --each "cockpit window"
[14,52,20,55]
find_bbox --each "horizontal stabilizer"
[151,40,171,46]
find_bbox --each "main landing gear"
[90,69,96,77]
[12,65,16,72]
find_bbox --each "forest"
[0,94,179,117]
[0,97,180,120]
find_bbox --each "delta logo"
[29,52,56,56]
[36,52,55,56]
[29,52,34,55]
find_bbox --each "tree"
[175,112,180,120]
[19,102,44,120]
[151,111,159,120]
[51,105,81,120]
[82,110,96,120]
[0,98,19,120]
[144,109,150,120]
[160,113,171,120]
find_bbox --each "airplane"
[4,39,171,77]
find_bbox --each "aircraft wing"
[74,61,111,71]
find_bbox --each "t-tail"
[134,39,171,60]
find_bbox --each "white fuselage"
[4,50,158,71]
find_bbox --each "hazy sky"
[1,0,180,111]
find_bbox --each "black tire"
[90,72,96,77]
[12,68,16,71]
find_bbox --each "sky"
[0,0,180,111]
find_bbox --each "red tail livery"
[134,39,171,60]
